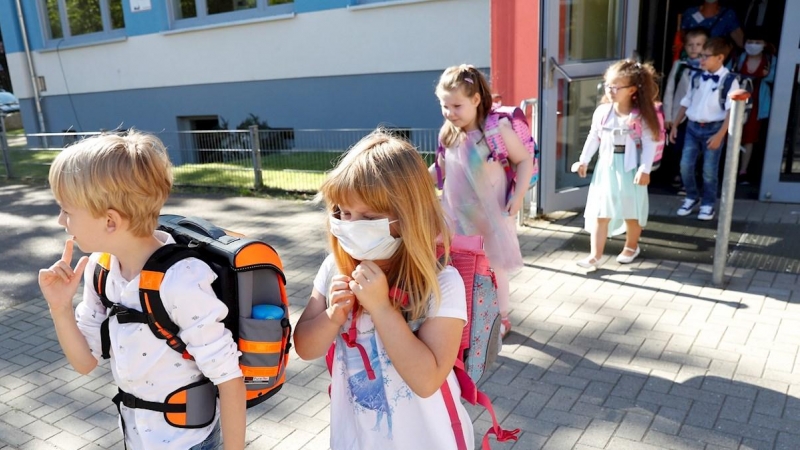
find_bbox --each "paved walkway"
[1,184,799,449]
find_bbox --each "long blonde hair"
[435,64,493,149]
[320,129,451,321]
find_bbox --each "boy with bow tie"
[669,37,738,221]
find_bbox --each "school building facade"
[0,0,488,140]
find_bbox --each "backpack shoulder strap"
[138,244,202,358]
[93,253,115,309]
[599,102,615,127]
[435,141,445,189]
[719,72,738,109]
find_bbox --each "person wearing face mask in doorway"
[734,27,777,184]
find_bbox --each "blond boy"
[38,131,245,450]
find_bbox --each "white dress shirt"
[680,66,738,123]
[76,230,242,449]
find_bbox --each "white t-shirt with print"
[76,230,242,450]
[313,254,474,450]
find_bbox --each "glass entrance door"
[539,0,640,214]
[760,0,800,203]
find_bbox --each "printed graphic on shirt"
[339,328,413,441]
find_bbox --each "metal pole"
[712,89,750,287]
[518,98,539,226]
[249,125,263,190]
[14,0,48,146]
[0,113,11,178]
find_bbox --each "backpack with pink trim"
[435,106,540,199]
[601,102,666,171]
[324,235,520,449]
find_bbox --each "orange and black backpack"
[93,214,291,429]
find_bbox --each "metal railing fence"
[0,127,440,194]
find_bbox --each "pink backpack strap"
[441,379,469,450]
[326,303,376,393]
[442,359,521,449]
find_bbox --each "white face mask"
[492,101,502,109]
[330,217,402,260]
[745,43,764,56]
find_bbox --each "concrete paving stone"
[545,386,583,412]
[536,407,592,430]
[1,409,37,429]
[542,426,583,449]
[17,438,61,450]
[703,377,759,400]
[613,411,654,441]
[271,429,317,450]
[578,349,613,369]
[610,374,647,400]
[84,410,118,431]
[739,437,776,449]
[498,411,558,437]
[39,402,84,425]
[715,418,777,445]
[775,432,800,450]
[719,395,755,423]
[570,401,626,423]
[679,424,741,448]
[752,388,788,418]
[642,376,673,394]
[6,394,45,415]
[293,392,330,418]
[278,412,329,435]
[0,420,34,446]
[20,419,61,441]
[605,344,638,368]
[643,429,706,449]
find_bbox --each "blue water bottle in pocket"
[251,304,284,320]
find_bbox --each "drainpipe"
[15,0,48,139]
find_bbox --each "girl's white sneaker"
[576,256,600,269]
[616,246,640,264]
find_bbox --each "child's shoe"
[677,198,698,216]
[576,256,600,270]
[500,316,512,339]
[697,205,715,221]
[616,246,640,264]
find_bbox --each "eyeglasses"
[699,54,717,60]
[603,83,634,94]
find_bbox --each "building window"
[44,0,125,40]
[172,0,293,23]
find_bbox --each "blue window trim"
[168,1,295,31]
[36,0,127,50]
[348,0,440,11]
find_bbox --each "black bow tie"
[702,73,720,82]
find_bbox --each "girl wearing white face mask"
[734,27,777,183]
[294,130,475,449]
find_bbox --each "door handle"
[548,57,574,88]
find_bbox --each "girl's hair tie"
[464,77,474,84]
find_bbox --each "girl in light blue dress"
[572,60,662,269]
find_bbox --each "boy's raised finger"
[61,239,74,263]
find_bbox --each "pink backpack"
[324,235,520,449]
[602,102,666,170]
[436,106,540,199]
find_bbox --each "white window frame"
[39,0,126,47]
[169,0,294,30]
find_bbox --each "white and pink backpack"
[436,106,540,199]
[325,235,520,449]
[601,102,666,170]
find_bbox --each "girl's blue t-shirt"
[680,6,740,38]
